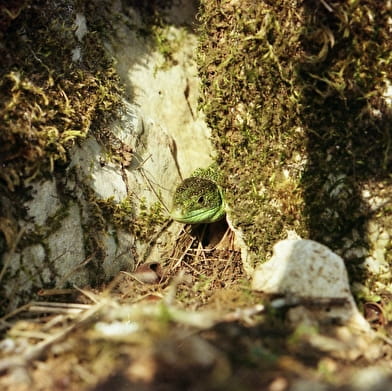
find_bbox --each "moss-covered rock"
[198,1,391,286]
[0,0,122,191]
[0,0,208,313]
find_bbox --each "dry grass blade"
[0,301,105,375]
[26,302,91,314]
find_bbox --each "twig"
[320,0,333,12]
[222,304,265,323]
[172,234,197,269]
[37,288,77,296]
[120,270,146,285]
[0,301,105,374]
[27,302,91,314]
[73,285,102,304]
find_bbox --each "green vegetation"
[0,0,169,308]
[151,25,189,71]
[1,3,392,390]
[0,0,130,303]
[0,0,123,192]
[0,0,184,262]
[94,195,165,241]
[198,0,391,286]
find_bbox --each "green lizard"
[170,166,226,224]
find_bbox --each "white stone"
[126,119,180,207]
[111,100,143,147]
[71,137,128,202]
[384,80,392,106]
[252,239,369,329]
[48,203,88,287]
[351,366,391,390]
[21,244,51,284]
[2,243,49,311]
[71,46,82,62]
[107,17,214,179]
[1,1,213,307]
[74,13,88,42]
[25,180,61,226]
[101,229,134,279]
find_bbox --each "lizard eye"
[197,196,204,204]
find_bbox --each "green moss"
[84,193,165,253]
[0,0,129,267]
[150,25,189,72]
[134,198,166,240]
[198,0,391,287]
[198,1,308,263]
[0,0,123,191]
[18,203,72,250]
[94,196,134,231]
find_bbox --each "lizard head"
[170,177,225,224]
